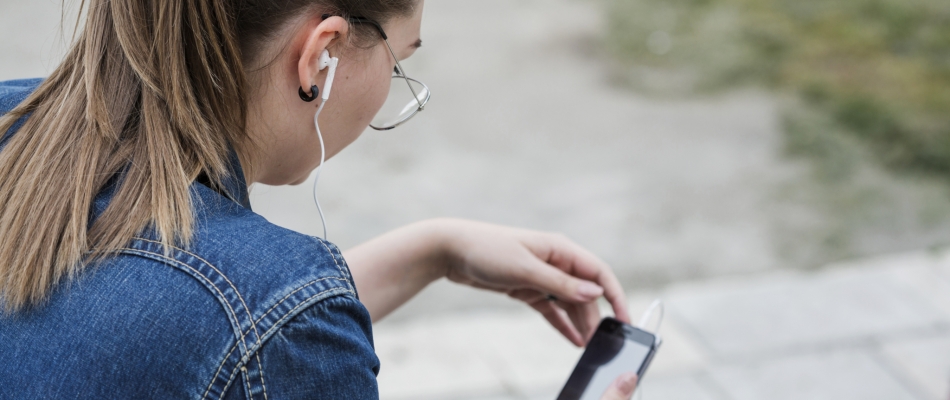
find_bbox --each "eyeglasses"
[326,15,431,131]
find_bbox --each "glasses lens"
[372,76,428,129]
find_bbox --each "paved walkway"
[373,250,950,400]
[4,2,949,399]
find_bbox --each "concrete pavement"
[373,249,950,400]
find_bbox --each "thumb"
[599,373,638,400]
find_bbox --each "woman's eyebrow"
[411,39,423,49]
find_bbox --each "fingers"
[510,289,601,344]
[599,373,638,400]
[507,288,547,303]
[596,268,631,324]
[467,281,511,294]
[443,222,631,342]
[527,296,585,346]
[559,240,630,323]
[564,300,602,342]
[525,233,631,323]
[521,256,605,304]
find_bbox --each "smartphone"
[556,318,661,400]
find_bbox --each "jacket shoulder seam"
[133,237,264,342]
[113,244,260,400]
[214,289,357,400]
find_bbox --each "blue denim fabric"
[0,80,381,399]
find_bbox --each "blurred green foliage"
[606,0,950,176]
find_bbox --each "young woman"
[0,0,638,398]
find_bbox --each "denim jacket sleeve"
[246,295,381,400]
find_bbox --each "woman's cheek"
[355,66,392,128]
[364,42,400,120]
[331,77,389,156]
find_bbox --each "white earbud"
[311,49,339,241]
[318,50,339,101]
[318,49,332,70]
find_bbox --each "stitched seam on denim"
[241,367,252,400]
[214,365,240,400]
[117,249,249,400]
[204,342,237,400]
[236,277,350,335]
[116,247,252,400]
[201,275,348,391]
[330,243,357,292]
[313,238,346,279]
[328,244,352,281]
[218,289,356,398]
[261,289,356,344]
[131,234,347,395]
[218,290,354,400]
[134,238,264,345]
[132,238,266,400]
[256,353,269,400]
[210,340,246,398]
[254,277,348,325]
[218,288,354,400]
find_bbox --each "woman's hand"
[345,218,630,346]
[436,219,630,346]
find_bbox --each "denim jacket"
[0,79,381,399]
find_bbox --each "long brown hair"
[0,0,415,313]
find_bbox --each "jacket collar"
[196,145,251,210]
[222,146,252,210]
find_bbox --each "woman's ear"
[297,16,349,93]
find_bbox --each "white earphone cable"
[312,101,328,240]
[637,299,665,333]
[310,53,338,241]
[634,299,664,400]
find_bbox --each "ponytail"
[0,0,417,313]
[0,0,249,313]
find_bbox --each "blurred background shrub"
[605,0,950,179]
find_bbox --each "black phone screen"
[556,318,657,400]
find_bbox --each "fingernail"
[577,282,603,299]
[618,372,638,393]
